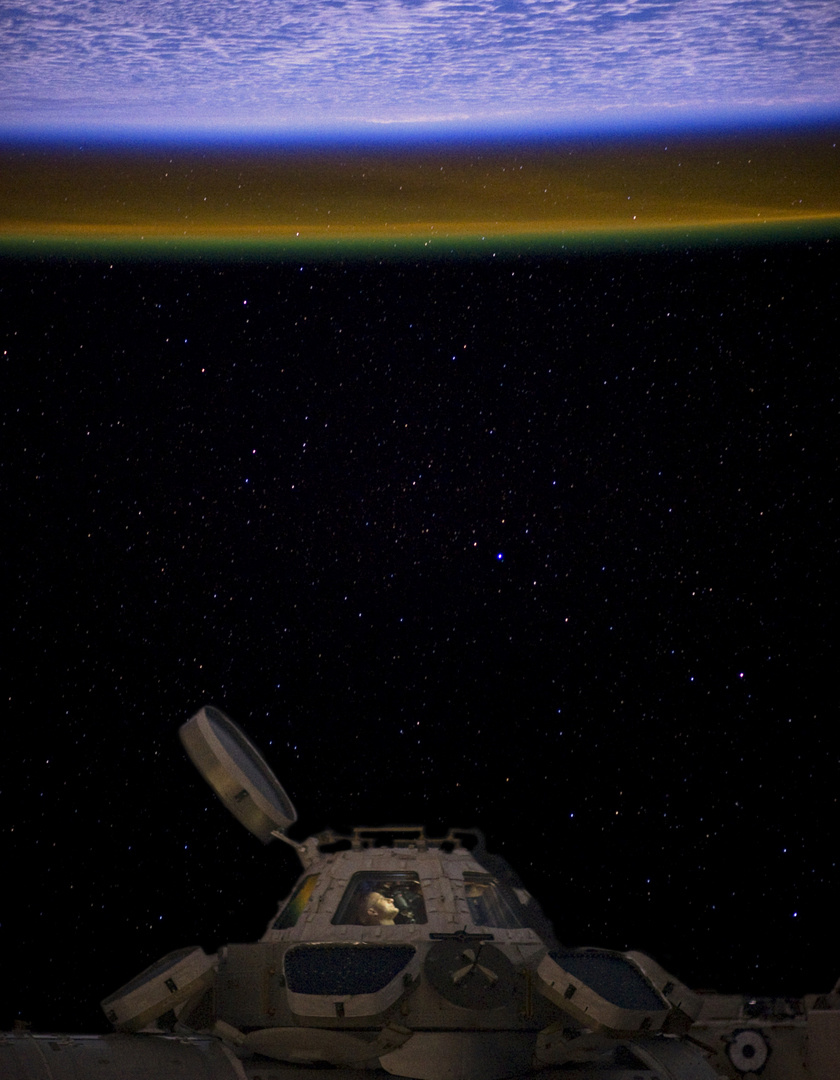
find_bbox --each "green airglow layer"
[2,219,840,262]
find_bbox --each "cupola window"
[331,871,427,925]
[273,874,320,929]
[463,872,523,928]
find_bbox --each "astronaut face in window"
[332,872,428,926]
[364,891,400,925]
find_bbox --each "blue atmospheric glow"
[3,104,840,151]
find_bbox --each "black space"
[2,240,837,1034]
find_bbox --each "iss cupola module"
[90,706,840,1080]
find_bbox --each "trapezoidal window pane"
[331,871,427,925]
[273,874,320,929]
[463,872,523,928]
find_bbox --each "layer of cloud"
[2,0,839,130]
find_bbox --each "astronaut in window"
[362,890,401,925]
[335,874,427,925]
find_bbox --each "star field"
[2,240,837,1033]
